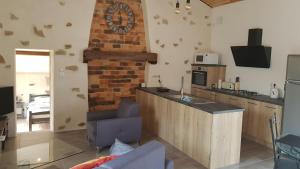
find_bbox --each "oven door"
[192,71,207,87]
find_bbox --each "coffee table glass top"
[15,138,83,168]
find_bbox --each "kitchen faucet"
[180,76,184,99]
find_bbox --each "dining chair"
[269,114,300,169]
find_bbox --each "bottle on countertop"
[218,79,222,89]
[235,77,240,91]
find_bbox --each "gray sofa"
[87,100,142,148]
[97,140,174,169]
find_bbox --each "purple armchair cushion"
[117,100,139,118]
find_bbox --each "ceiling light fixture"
[175,0,180,14]
[185,0,191,10]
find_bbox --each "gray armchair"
[87,100,142,148]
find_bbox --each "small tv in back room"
[0,86,14,117]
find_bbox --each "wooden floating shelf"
[83,50,158,64]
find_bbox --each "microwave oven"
[194,53,219,64]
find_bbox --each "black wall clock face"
[105,2,135,34]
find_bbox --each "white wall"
[211,0,300,95]
[0,0,95,135]
[142,0,212,93]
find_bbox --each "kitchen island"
[136,87,245,169]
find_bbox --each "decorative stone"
[66,22,72,27]
[194,47,199,50]
[188,11,192,15]
[0,23,3,28]
[78,122,86,127]
[65,117,71,123]
[165,62,169,65]
[160,44,165,48]
[59,0,65,6]
[205,16,209,19]
[183,16,187,21]
[153,15,160,20]
[184,60,189,64]
[186,70,192,74]
[29,83,35,86]
[65,65,78,71]
[157,22,160,25]
[44,25,53,29]
[69,53,75,56]
[33,26,45,37]
[179,38,183,42]
[77,94,86,99]
[5,65,11,69]
[54,49,67,55]
[190,21,196,25]
[10,13,19,20]
[58,125,66,130]
[155,40,160,44]
[72,88,80,92]
[207,23,212,27]
[65,44,72,49]
[198,42,203,46]
[0,54,5,64]
[4,31,13,36]
[173,43,179,47]
[20,41,30,46]
[162,19,168,25]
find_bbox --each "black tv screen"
[231,46,272,68]
[0,87,14,116]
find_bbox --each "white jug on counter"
[270,83,279,99]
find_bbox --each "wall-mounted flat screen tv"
[0,86,14,116]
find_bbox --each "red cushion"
[70,155,118,169]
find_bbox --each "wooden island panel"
[136,90,243,169]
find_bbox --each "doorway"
[15,49,52,133]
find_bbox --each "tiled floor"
[0,130,274,169]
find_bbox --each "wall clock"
[105,2,135,34]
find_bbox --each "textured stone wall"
[88,0,147,111]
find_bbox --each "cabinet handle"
[248,102,257,105]
[265,106,276,110]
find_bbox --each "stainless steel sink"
[168,95,215,104]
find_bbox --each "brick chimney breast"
[87,0,148,111]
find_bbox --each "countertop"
[205,88,284,106]
[137,87,245,114]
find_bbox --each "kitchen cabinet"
[192,88,216,101]
[258,103,282,146]
[228,96,248,135]
[246,100,261,140]
[215,93,230,104]
[191,87,283,148]
[136,89,243,169]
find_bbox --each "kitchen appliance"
[194,53,219,65]
[192,66,208,88]
[231,28,272,68]
[191,65,226,89]
[221,82,235,90]
[0,86,14,117]
[283,55,300,136]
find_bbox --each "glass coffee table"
[16,138,83,168]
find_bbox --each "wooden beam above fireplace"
[83,50,158,64]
